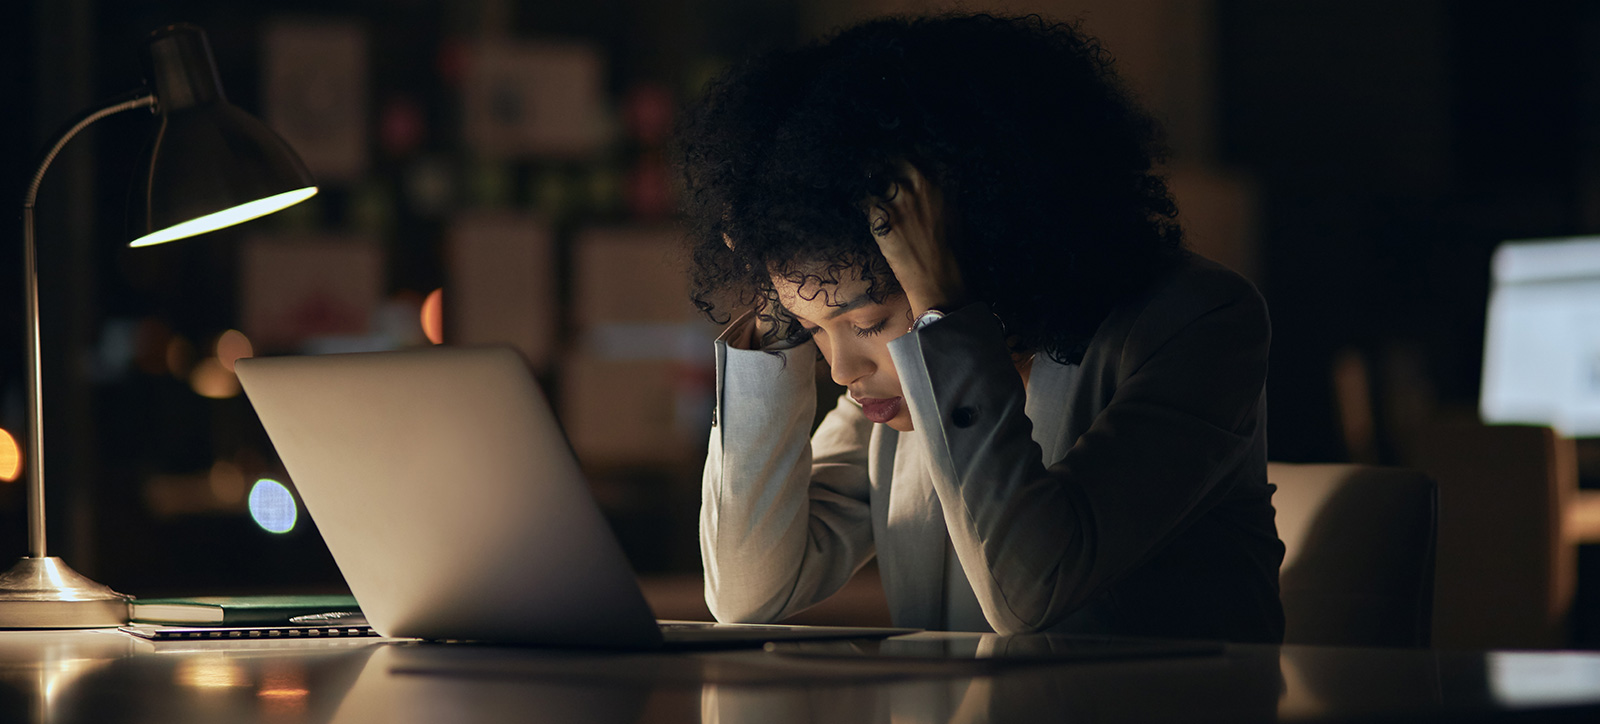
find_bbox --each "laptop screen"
[1480,235,1600,437]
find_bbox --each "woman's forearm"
[700,341,876,622]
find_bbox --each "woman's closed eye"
[853,318,890,338]
[796,312,891,340]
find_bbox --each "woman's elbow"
[704,582,785,624]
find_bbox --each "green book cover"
[128,595,360,625]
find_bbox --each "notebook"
[128,594,360,625]
[234,346,913,649]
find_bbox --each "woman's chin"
[886,415,914,433]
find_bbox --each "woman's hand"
[867,163,968,319]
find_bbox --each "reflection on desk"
[2,630,1600,722]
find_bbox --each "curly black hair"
[676,13,1186,363]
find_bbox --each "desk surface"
[2,629,1599,723]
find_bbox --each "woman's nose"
[828,342,874,387]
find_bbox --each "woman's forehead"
[771,264,874,315]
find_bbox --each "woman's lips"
[856,396,904,424]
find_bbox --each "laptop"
[234,346,913,649]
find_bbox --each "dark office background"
[5,0,1600,643]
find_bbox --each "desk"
[3,630,1600,722]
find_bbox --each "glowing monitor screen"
[1481,236,1600,437]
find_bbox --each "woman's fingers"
[868,164,966,315]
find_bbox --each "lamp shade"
[130,24,316,247]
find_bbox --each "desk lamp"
[0,24,317,627]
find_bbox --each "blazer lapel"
[873,426,947,629]
[1025,357,1080,465]
[871,358,1081,630]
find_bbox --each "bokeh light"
[258,666,310,716]
[166,335,196,378]
[248,479,297,534]
[0,428,21,482]
[190,357,241,399]
[175,657,250,689]
[421,287,444,344]
[216,329,254,372]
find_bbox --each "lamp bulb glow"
[130,187,317,247]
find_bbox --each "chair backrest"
[1271,463,1437,647]
[1410,421,1575,649]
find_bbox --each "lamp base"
[0,557,129,628]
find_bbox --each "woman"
[677,13,1284,642]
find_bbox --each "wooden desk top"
[2,629,1599,722]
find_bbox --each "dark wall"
[1219,0,1597,463]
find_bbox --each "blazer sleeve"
[889,275,1270,634]
[700,338,877,623]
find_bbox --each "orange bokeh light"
[191,358,241,399]
[258,667,309,715]
[216,329,254,372]
[421,288,444,345]
[0,428,20,482]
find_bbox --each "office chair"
[1409,421,1576,649]
[1270,463,1437,647]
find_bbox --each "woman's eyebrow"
[821,294,874,320]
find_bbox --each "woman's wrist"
[906,286,970,320]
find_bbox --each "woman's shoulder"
[1083,252,1269,372]
[1151,252,1266,314]
[1131,251,1265,327]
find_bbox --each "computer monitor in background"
[1480,235,1600,437]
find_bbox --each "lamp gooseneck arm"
[23,91,156,209]
[20,90,155,558]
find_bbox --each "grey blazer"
[700,255,1285,642]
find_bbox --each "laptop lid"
[235,346,664,648]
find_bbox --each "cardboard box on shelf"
[564,225,720,468]
[571,225,696,327]
[239,234,384,352]
[461,39,609,159]
[446,212,558,368]
[559,353,713,470]
[263,20,369,182]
